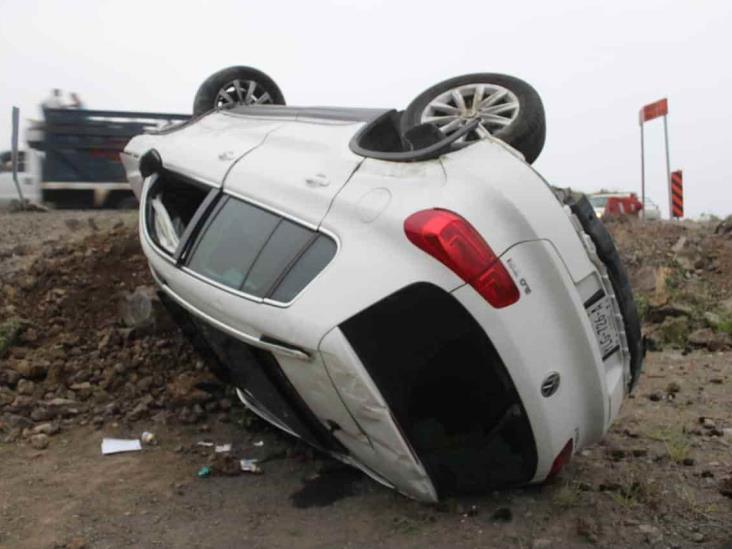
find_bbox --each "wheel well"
[339,282,537,497]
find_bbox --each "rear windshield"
[186,196,336,302]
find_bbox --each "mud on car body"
[121,66,643,501]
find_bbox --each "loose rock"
[29,433,49,449]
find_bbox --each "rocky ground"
[609,215,732,352]
[0,210,731,549]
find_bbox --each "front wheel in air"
[401,73,546,163]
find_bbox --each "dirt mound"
[606,217,732,350]
[0,225,230,444]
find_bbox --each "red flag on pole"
[639,98,668,124]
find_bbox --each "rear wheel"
[193,66,285,116]
[402,73,546,163]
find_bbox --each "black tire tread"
[401,73,546,164]
[192,66,285,116]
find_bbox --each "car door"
[222,118,365,226]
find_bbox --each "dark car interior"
[349,109,478,161]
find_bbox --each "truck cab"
[0,149,41,206]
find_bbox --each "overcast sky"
[1,0,730,218]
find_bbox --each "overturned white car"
[121,66,643,501]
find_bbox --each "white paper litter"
[240,458,262,474]
[102,438,142,455]
[253,440,264,447]
[215,444,232,453]
[196,441,214,447]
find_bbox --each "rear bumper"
[451,238,629,481]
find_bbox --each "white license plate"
[587,295,620,360]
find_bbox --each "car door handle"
[305,173,330,187]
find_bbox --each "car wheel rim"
[420,84,520,143]
[215,79,273,110]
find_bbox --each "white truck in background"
[1,108,188,209]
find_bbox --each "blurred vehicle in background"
[642,197,661,220]
[1,108,188,209]
[589,192,645,219]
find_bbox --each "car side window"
[270,235,337,302]
[187,199,280,290]
[186,196,336,302]
[242,219,313,297]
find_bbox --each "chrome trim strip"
[179,265,265,303]
[222,187,319,231]
[150,268,310,361]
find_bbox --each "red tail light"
[547,439,574,480]
[404,209,519,308]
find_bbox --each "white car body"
[122,106,642,501]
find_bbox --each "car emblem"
[541,372,560,397]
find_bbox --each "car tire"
[401,73,546,163]
[192,66,286,116]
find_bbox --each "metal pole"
[663,114,672,220]
[640,121,646,220]
[11,107,26,207]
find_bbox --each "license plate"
[587,295,620,360]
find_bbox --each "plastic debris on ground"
[141,431,157,445]
[197,466,211,478]
[215,444,232,453]
[196,441,214,447]
[240,458,262,474]
[253,440,264,447]
[101,438,142,455]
